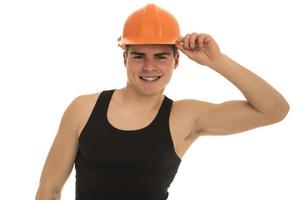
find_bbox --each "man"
[35,3,289,200]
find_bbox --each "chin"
[139,87,165,96]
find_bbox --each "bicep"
[194,100,269,136]
[38,96,82,192]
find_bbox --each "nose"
[143,58,157,71]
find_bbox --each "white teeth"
[140,76,160,81]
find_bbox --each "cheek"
[126,64,141,76]
[161,61,176,72]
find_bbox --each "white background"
[1,0,299,199]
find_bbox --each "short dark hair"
[124,45,178,57]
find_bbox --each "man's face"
[123,44,179,96]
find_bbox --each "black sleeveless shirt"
[74,89,182,200]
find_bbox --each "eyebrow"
[130,52,171,56]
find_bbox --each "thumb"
[176,43,193,58]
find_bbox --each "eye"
[133,55,144,59]
[155,55,167,60]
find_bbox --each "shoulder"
[62,92,100,126]
[66,92,101,113]
[170,99,216,137]
[67,92,101,122]
[74,92,101,106]
[172,99,215,118]
[65,91,102,137]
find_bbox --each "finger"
[197,34,212,47]
[175,42,183,50]
[176,42,193,58]
[175,36,184,50]
[203,36,212,44]
[189,32,199,50]
[196,34,205,48]
[183,34,191,50]
[178,46,193,58]
[176,36,183,45]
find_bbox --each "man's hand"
[176,33,222,67]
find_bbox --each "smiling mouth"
[139,76,162,81]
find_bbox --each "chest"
[77,97,199,160]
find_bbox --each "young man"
[35,3,289,200]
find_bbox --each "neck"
[116,86,165,112]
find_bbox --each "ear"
[123,52,127,67]
[174,52,179,69]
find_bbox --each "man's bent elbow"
[266,101,290,124]
[35,185,61,200]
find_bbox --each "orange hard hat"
[118,3,180,48]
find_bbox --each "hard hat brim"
[118,37,179,48]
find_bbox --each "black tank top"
[74,89,182,200]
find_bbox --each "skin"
[35,33,289,199]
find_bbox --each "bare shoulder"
[74,92,102,137]
[69,92,100,117]
[172,99,214,122]
[75,92,101,107]
[170,99,214,139]
[173,99,214,112]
